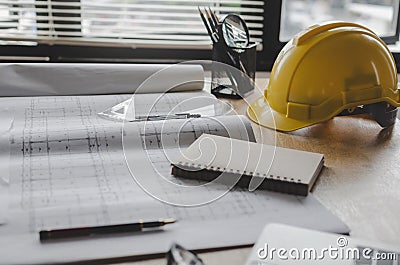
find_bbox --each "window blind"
[0,0,264,50]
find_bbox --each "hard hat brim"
[247,96,317,132]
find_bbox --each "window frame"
[0,0,399,72]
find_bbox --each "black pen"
[39,218,176,241]
[134,113,201,121]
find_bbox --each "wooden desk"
[124,72,400,265]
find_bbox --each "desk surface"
[124,72,400,265]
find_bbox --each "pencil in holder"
[197,8,258,98]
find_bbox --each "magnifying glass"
[222,14,250,49]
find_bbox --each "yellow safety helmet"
[248,21,400,132]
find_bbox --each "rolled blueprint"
[0,63,204,96]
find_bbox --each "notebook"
[171,134,324,196]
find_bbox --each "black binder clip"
[167,243,204,265]
[198,7,258,99]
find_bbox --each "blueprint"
[0,94,349,264]
[0,63,205,96]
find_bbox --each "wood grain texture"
[117,72,400,265]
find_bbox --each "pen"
[39,218,176,241]
[135,113,201,121]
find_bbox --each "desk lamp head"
[248,21,400,132]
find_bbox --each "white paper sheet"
[0,94,349,264]
[0,105,13,225]
[0,63,204,96]
[0,161,8,225]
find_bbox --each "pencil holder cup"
[211,41,258,99]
